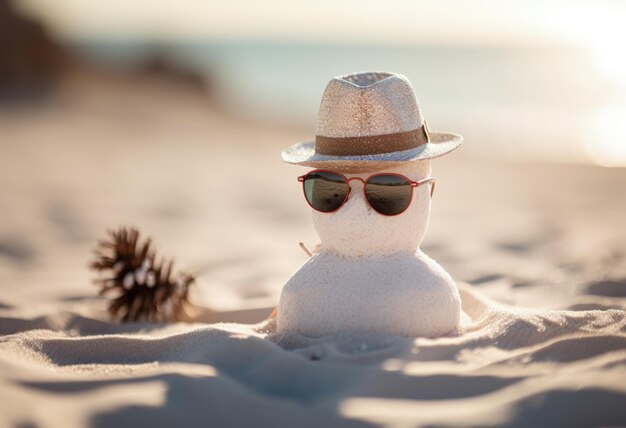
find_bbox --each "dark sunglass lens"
[365,175,413,215]
[303,171,348,212]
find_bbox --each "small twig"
[299,242,313,257]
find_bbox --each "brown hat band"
[315,125,429,156]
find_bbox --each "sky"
[15,0,626,49]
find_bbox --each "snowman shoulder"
[409,250,456,288]
[280,252,324,290]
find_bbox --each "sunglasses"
[298,169,436,216]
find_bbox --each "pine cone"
[90,227,194,322]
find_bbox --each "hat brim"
[281,131,462,173]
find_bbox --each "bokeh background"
[8,0,626,165]
[1,0,625,311]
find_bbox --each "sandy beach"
[1,67,625,427]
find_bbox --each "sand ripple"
[0,284,624,427]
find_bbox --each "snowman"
[278,72,463,338]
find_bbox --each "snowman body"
[277,161,461,337]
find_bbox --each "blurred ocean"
[69,41,626,167]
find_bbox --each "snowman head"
[281,71,462,258]
[311,160,432,258]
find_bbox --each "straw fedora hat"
[281,71,462,173]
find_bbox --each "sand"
[1,66,626,427]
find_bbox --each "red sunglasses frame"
[297,169,436,216]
